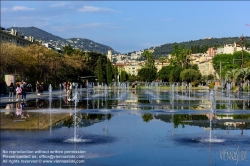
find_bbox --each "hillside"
[11,26,64,41]
[66,38,118,54]
[10,26,119,54]
[152,36,250,58]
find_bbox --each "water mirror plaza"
[1,83,250,166]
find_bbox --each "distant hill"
[152,36,250,58]
[11,26,64,41]
[66,38,118,54]
[10,26,119,54]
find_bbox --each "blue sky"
[1,1,250,53]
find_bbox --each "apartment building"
[0,28,34,47]
[217,42,246,54]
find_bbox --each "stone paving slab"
[0,90,62,104]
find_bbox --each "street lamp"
[220,61,229,86]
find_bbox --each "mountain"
[152,36,250,58]
[65,38,118,54]
[10,26,119,54]
[11,26,64,41]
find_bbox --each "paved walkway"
[0,90,62,104]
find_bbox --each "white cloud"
[77,6,116,13]
[1,8,8,12]
[11,6,34,11]
[49,2,68,8]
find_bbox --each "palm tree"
[238,68,250,88]
[225,69,241,87]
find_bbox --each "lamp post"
[220,61,229,86]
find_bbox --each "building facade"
[0,28,34,47]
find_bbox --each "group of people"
[62,82,73,101]
[36,81,44,95]
[8,81,29,101]
[7,80,43,101]
[7,80,80,102]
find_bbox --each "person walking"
[8,82,15,101]
[40,82,44,94]
[67,82,73,101]
[36,81,41,95]
[21,82,27,101]
[69,82,73,98]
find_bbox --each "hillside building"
[131,51,142,59]
[42,43,62,53]
[0,28,34,47]
[154,60,170,72]
[124,61,142,76]
[190,53,216,78]
[107,50,112,62]
[217,42,246,54]
[206,47,217,57]
[114,60,143,76]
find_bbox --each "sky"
[1,1,250,53]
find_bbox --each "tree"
[190,64,199,70]
[244,40,250,49]
[120,70,128,82]
[207,74,215,81]
[138,68,157,82]
[112,66,119,83]
[158,56,166,66]
[233,51,250,68]
[86,52,106,74]
[63,44,74,56]
[225,69,241,87]
[212,53,232,79]
[106,59,112,86]
[95,56,103,84]
[171,44,192,69]
[169,66,182,82]
[158,66,174,82]
[180,69,202,84]
[1,42,115,87]
[142,50,156,69]
[238,68,250,87]
[128,74,137,82]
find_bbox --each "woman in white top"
[16,84,22,101]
